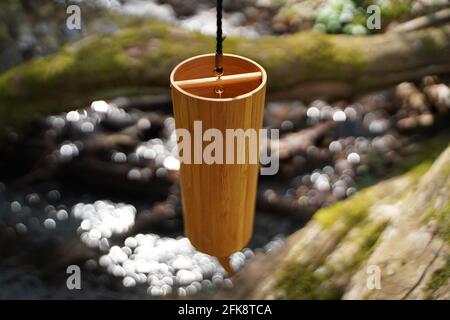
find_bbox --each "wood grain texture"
[170,54,267,257]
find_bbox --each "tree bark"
[216,133,450,299]
[1,21,450,129]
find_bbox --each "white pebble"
[122,246,132,256]
[112,265,126,277]
[112,152,127,163]
[66,111,80,122]
[56,209,69,220]
[223,278,234,289]
[127,169,141,180]
[307,106,320,118]
[91,100,109,113]
[123,276,136,288]
[333,110,347,122]
[176,270,197,286]
[347,152,361,164]
[186,284,197,295]
[150,286,163,296]
[172,256,193,270]
[15,223,28,234]
[89,229,102,240]
[43,218,56,230]
[125,237,138,249]
[329,141,342,153]
[177,287,187,297]
[161,284,172,295]
[80,219,91,231]
[11,201,22,213]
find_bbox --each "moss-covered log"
[1,21,450,129]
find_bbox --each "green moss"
[274,263,344,300]
[403,139,449,183]
[275,188,389,299]
[0,24,9,45]
[315,187,378,228]
[427,259,450,297]
[274,218,387,299]
[238,30,367,92]
[0,20,212,103]
[417,28,449,62]
[426,201,450,244]
[379,0,412,20]
[345,219,388,269]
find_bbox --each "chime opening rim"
[170,53,267,102]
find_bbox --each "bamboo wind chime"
[170,0,267,274]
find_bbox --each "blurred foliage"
[314,0,369,34]
[313,0,416,34]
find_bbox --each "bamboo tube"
[174,72,262,90]
[170,53,267,260]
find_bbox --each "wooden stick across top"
[174,71,262,90]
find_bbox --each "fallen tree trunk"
[1,21,450,129]
[388,8,450,33]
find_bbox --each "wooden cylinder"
[170,54,267,257]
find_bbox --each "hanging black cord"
[215,0,224,76]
